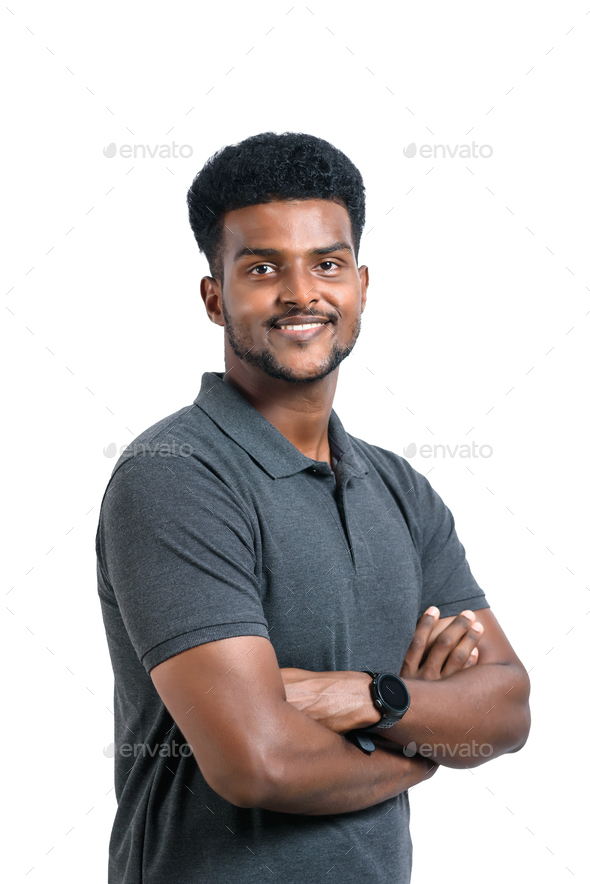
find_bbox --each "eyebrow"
[233,241,353,262]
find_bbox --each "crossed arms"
[151,607,530,816]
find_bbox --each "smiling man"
[96,132,531,884]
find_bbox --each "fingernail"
[426,606,439,617]
[461,610,475,620]
[472,622,484,632]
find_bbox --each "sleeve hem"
[432,593,489,619]
[142,621,270,674]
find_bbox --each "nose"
[278,278,318,314]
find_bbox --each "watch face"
[379,675,410,713]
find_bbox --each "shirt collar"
[194,371,368,481]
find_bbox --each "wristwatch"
[362,670,411,732]
[346,670,411,755]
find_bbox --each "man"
[96,132,530,883]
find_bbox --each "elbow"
[204,744,286,809]
[206,766,274,810]
[214,772,278,810]
[226,782,277,810]
[505,666,532,754]
[507,703,531,754]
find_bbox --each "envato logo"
[103,441,194,458]
[403,740,493,758]
[403,141,493,159]
[103,741,193,758]
[403,441,493,459]
[103,142,193,159]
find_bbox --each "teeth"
[278,322,325,331]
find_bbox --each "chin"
[271,364,338,384]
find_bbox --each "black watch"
[362,670,411,732]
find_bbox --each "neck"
[222,361,338,466]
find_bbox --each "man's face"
[202,199,368,384]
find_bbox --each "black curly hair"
[186,132,366,281]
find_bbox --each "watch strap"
[346,730,376,754]
[364,717,399,733]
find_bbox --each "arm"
[150,634,437,815]
[282,608,531,770]
[380,607,531,767]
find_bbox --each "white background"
[2,1,588,881]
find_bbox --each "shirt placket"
[335,467,361,574]
[311,462,368,576]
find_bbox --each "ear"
[200,276,225,327]
[358,264,369,313]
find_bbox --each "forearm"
[278,609,532,772]
[380,663,531,768]
[233,703,436,815]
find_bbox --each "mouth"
[270,321,331,342]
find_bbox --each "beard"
[222,304,361,384]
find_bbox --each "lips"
[272,317,330,328]
[270,322,331,342]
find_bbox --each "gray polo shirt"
[96,370,489,884]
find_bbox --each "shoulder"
[106,402,205,481]
[348,432,436,502]
[347,432,454,551]
[99,401,250,518]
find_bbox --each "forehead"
[221,199,353,259]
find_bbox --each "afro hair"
[186,131,366,280]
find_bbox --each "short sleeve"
[414,473,489,620]
[96,453,269,674]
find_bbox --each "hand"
[400,607,484,681]
[280,668,381,733]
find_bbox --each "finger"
[419,610,477,678]
[462,646,479,669]
[440,622,484,677]
[400,606,440,678]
